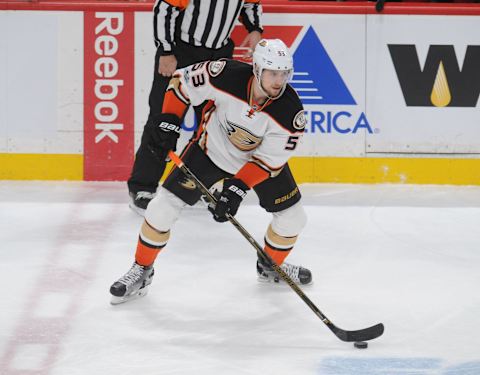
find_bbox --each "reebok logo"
[84,11,134,180]
[93,13,125,143]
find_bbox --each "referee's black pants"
[127,39,235,194]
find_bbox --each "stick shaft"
[167,150,384,342]
[169,152,333,316]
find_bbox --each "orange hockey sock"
[135,239,162,267]
[264,244,291,266]
[263,224,298,265]
[135,220,170,266]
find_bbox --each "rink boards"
[0,1,479,184]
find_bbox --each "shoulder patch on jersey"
[293,110,307,131]
[208,60,226,77]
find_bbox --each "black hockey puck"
[354,341,368,349]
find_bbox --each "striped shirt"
[153,0,263,53]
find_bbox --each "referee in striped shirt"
[128,0,264,214]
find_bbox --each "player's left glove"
[209,178,249,223]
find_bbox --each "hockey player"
[110,39,311,305]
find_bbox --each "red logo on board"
[84,12,134,181]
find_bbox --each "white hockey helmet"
[252,39,293,99]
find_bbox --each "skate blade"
[257,275,313,286]
[128,202,146,217]
[110,286,149,305]
[257,275,281,284]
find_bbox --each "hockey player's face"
[261,69,290,97]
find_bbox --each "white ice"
[1,181,479,375]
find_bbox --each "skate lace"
[136,191,155,200]
[119,263,145,286]
[281,262,300,282]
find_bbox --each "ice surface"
[1,181,479,375]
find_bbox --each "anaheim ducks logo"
[293,110,307,131]
[179,177,196,190]
[208,60,226,77]
[224,119,262,151]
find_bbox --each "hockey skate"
[129,191,155,216]
[110,262,155,305]
[257,260,312,285]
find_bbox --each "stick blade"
[330,323,384,342]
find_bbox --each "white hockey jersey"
[173,59,306,176]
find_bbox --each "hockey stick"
[168,150,384,343]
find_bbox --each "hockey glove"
[144,113,181,160]
[209,178,249,223]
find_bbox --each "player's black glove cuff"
[209,178,249,223]
[144,113,181,160]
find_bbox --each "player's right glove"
[144,113,181,160]
[209,178,250,223]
